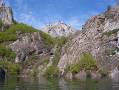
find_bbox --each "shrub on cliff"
[44,66,59,78]
[79,52,96,70]
[102,29,119,37]
[0,20,3,27]
[40,32,55,47]
[68,64,81,73]
[0,61,20,74]
[68,52,97,73]
[0,45,16,61]
[55,36,68,47]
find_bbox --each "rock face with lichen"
[58,4,119,77]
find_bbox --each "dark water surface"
[0,76,119,90]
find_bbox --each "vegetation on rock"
[40,32,55,47]
[68,52,97,73]
[44,37,68,77]
[6,23,38,34]
[44,66,59,78]
[0,20,3,27]
[102,29,119,37]
[0,61,20,74]
[0,45,16,61]
[53,36,68,65]
[0,23,38,43]
[55,36,68,47]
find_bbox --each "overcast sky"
[5,0,117,29]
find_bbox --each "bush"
[79,52,96,70]
[55,36,68,47]
[0,61,20,74]
[44,66,59,78]
[0,20,3,27]
[68,52,97,73]
[68,64,81,73]
[40,32,55,47]
[0,45,16,61]
[102,29,119,37]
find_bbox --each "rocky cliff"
[1,7,14,25]
[43,21,76,37]
[0,1,14,26]
[58,4,119,79]
[0,1,14,33]
[9,32,47,63]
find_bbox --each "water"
[0,76,119,90]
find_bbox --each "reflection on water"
[0,76,119,90]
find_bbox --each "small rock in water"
[109,67,119,81]
[74,70,87,81]
[65,72,73,80]
[90,71,101,80]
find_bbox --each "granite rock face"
[0,2,13,25]
[2,7,13,25]
[58,4,119,74]
[9,32,48,63]
[43,21,76,37]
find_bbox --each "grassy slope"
[0,23,38,43]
